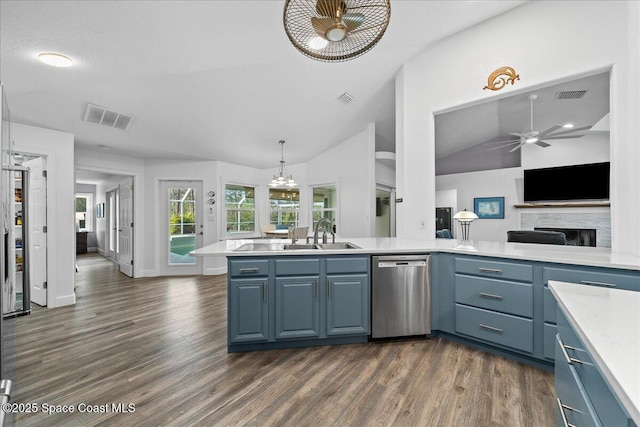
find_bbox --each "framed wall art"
[474,197,504,219]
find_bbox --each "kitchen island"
[192,237,640,358]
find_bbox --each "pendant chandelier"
[283,0,391,63]
[269,140,297,188]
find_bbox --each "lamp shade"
[453,210,478,222]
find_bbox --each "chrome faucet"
[313,218,334,245]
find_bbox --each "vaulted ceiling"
[1,0,526,168]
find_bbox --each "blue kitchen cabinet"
[430,253,455,334]
[227,255,370,352]
[275,276,320,340]
[326,274,369,336]
[228,278,269,344]
[543,264,640,362]
[555,309,635,427]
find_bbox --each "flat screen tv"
[523,162,610,202]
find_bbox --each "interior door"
[105,188,117,260]
[23,157,47,306]
[159,180,203,275]
[118,177,133,277]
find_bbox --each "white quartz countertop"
[190,237,640,271]
[549,280,640,425]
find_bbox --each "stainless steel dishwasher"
[372,255,431,338]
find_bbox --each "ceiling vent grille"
[83,103,134,130]
[556,90,588,100]
[337,92,355,104]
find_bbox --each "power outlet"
[418,219,425,230]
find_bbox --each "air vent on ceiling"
[83,103,134,130]
[337,92,355,104]
[556,90,588,100]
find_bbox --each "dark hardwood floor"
[9,253,555,426]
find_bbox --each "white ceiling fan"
[486,94,592,152]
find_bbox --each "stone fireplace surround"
[519,207,611,248]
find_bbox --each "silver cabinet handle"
[479,292,503,300]
[478,267,502,273]
[327,278,331,298]
[556,398,578,427]
[557,336,585,365]
[239,267,259,273]
[581,280,616,288]
[479,323,503,333]
[263,281,267,302]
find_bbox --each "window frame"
[310,183,338,233]
[75,192,95,232]
[223,182,257,238]
[268,187,300,228]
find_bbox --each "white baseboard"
[204,266,227,276]
[97,248,106,256]
[88,247,98,252]
[138,269,157,278]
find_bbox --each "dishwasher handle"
[377,260,427,268]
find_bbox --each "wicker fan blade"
[343,13,365,32]
[315,0,344,17]
[535,140,551,148]
[311,17,334,38]
[538,124,562,138]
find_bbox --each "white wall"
[397,1,640,255]
[307,123,376,238]
[521,133,609,170]
[12,123,75,308]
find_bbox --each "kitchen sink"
[283,244,320,250]
[317,242,361,250]
[234,242,285,252]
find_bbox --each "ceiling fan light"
[326,25,347,42]
[525,137,539,144]
[563,123,574,128]
[307,36,328,50]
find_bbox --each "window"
[311,185,337,232]
[75,193,94,232]
[225,184,256,235]
[269,188,299,227]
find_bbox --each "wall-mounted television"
[523,162,610,202]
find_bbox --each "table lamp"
[453,209,478,249]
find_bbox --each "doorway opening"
[375,185,396,238]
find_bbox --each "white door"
[23,157,47,306]
[159,180,203,276]
[118,177,133,277]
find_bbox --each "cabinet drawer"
[543,266,640,291]
[229,259,269,277]
[455,257,533,283]
[454,274,533,318]
[275,258,320,276]
[454,304,533,353]
[544,287,556,324]
[557,310,633,427]
[543,323,556,360]
[554,334,601,427]
[326,257,369,274]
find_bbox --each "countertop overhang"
[191,237,640,271]
[549,280,640,425]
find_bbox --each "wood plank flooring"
[7,253,555,426]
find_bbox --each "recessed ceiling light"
[562,123,574,128]
[38,52,73,67]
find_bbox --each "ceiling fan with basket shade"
[283,0,391,62]
[486,94,593,152]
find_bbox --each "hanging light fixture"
[283,0,391,63]
[269,140,297,188]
